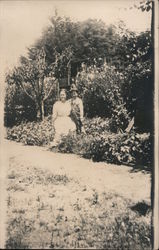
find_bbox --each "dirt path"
[2,140,151,249]
[4,140,150,203]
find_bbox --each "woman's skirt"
[53,116,76,144]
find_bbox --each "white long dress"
[52,100,76,145]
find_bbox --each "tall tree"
[6,48,58,120]
[31,14,125,75]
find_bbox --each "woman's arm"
[52,102,58,125]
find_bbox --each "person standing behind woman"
[50,89,76,147]
[69,84,84,134]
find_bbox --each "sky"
[0,0,151,74]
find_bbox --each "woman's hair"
[60,89,67,95]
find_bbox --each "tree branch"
[30,81,38,97]
[19,82,35,101]
[43,80,56,101]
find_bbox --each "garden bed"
[6,116,152,171]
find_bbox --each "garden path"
[3,139,150,204]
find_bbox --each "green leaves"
[76,63,130,132]
[5,12,152,130]
[7,116,152,170]
[57,118,152,170]
[86,131,151,169]
[7,116,54,146]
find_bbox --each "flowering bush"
[76,64,130,132]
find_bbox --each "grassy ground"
[5,141,152,249]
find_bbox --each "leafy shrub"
[109,102,131,133]
[4,82,57,127]
[58,129,152,170]
[4,84,37,127]
[7,116,152,170]
[57,132,78,153]
[88,132,152,169]
[57,132,94,159]
[122,60,153,133]
[83,117,110,135]
[6,116,54,146]
[57,117,110,156]
[76,64,130,132]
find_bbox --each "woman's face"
[60,91,66,102]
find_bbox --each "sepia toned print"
[0,0,158,249]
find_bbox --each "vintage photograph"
[0,0,157,249]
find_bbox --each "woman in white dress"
[50,89,76,147]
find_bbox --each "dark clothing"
[70,98,83,134]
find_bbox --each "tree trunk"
[41,100,45,120]
[57,80,60,101]
[36,99,45,121]
[68,61,71,86]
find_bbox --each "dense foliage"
[4,84,37,127]
[6,117,152,170]
[5,12,152,132]
[76,64,130,132]
[123,60,153,132]
[58,131,151,171]
[32,16,125,75]
[4,82,57,127]
[6,47,62,121]
[5,9,153,170]
[6,116,54,146]
[32,13,152,74]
